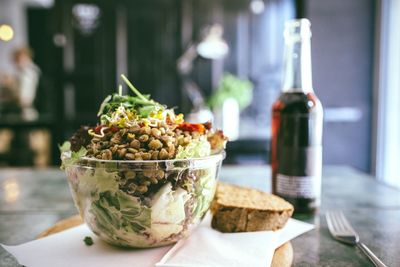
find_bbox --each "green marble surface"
[0,165,399,266]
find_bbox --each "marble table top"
[0,165,399,266]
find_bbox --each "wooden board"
[39,215,293,267]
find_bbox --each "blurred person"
[12,46,41,120]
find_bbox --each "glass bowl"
[64,153,224,248]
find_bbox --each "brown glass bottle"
[271,19,323,214]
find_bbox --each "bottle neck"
[282,32,313,93]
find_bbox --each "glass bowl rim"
[66,151,226,168]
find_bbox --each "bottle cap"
[284,18,312,40]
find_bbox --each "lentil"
[118,148,127,158]
[137,185,148,193]
[125,153,135,160]
[141,152,151,160]
[148,139,163,150]
[138,134,149,142]
[130,140,140,149]
[127,148,138,153]
[151,128,161,138]
[127,133,135,140]
[159,148,169,160]
[151,151,159,160]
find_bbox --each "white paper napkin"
[2,224,172,267]
[274,219,315,247]
[2,216,313,267]
[156,216,314,267]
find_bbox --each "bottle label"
[275,144,322,199]
[276,173,321,198]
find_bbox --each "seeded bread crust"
[211,182,294,232]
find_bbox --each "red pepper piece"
[94,125,105,134]
[109,126,119,133]
[178,122,206,134]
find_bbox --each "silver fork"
[326,211,387,267]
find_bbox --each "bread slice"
[211,182,294,232]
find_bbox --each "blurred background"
[0,0,398,187]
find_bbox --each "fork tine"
[326,211,339,234]
[327,211,351,234]
[331,211,358,236]
[328,211,342,233]
[337,211,357,234]
[335,211,347,233]
[332,211,346,232]
[326,212,335,231]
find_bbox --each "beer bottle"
[271,19,323,214]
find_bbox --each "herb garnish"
[83,236,94,246]
[96,74,166,127]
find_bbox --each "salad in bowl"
[61,75,227,248]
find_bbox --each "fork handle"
[356,242,387,267]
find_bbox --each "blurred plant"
[207,73,253,111]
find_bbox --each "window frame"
[372,0,400,188]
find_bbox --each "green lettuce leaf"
[91,189,151,236]
[175,138,211,159]
[79,167,119,194]
[192,168,217,218]
[77,167,151,237]
[60,141,87,170]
